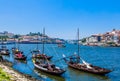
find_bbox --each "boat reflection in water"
[68,67,110,81]
[34,68,66,81]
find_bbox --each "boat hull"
[0,52,10,55]
[34,63,66,76]
[32,55,53,60]
[14,57,27,60]
[68,63,111,75]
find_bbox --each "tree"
[81,38,86,43]
[13,35,20,39]
[0,36,9,42]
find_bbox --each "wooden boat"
[32,50,53,60]
[65,56,111,75]
[12,39,27,61]
[0,46,10,55]
[63,28,111,75]
[33,58,66,76]
[14,51,27,60]
[33,28,66,76]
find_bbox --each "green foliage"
[13,34,21,38]
[81,38,86,43]
[106,42,116,44]
[27,32,42,36]
[106,42,118,46]
[0,36,9,41]
[0,68,11,81]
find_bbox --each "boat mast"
[37,33,39,50]
[77,28,80,57]
[42,28,45,54]
[18,39,20,50]
[14,36,16,48]
[42,28,50,64]
[1,36,4,47]
[1,36,3,46]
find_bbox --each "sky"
[0,0,120,39]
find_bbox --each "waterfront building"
[85,34,102,46]
[83,29,120,46]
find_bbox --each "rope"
[45,45,51,55]
[50,42,65,69]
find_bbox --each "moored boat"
[63,28,111,75]
[12,39,27,61]
[33,28,66,76]
[0,46,10,55]
[33,58,66,76]
[32,50,53,60]
[65,56,111,75]
[14,51,27,60]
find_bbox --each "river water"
[2,44,120,81]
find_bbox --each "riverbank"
[0,61,39,81]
